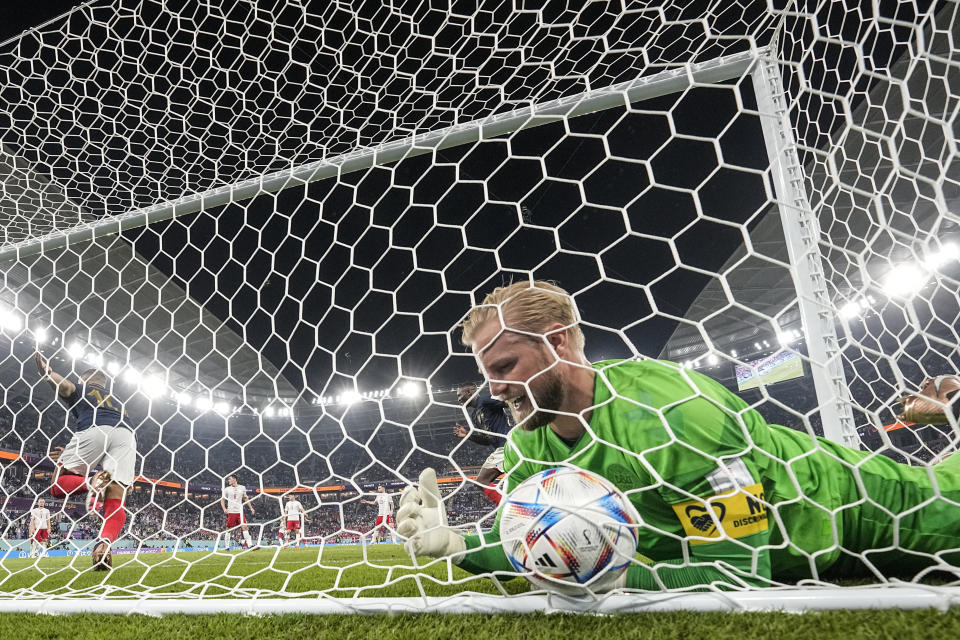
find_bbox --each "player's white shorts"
[57,425,136,486]
[481,447,504,473]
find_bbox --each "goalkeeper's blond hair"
[460,280,585,352]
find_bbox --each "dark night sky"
[0,2,85,43]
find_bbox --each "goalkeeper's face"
[472,320,568,431]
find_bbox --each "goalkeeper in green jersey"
[396,280,960,590]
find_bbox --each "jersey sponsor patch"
[704,458,754,493]
[671,482,768,544]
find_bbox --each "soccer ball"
[499,467,640,594]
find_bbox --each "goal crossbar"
[0,49,760,266]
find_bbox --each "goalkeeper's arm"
[452,513,773,590]
[398,467,775,589]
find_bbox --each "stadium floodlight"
[926,242,958,269]
[402,381,421,397]
[67,342,85,360]
[840,297,877,320]
[106,360,121,375]
[195,396,212,411]
[883,263,926,297]
[32,326,49,344]
[0,308,22,332]
[340,390,361,405]
[840,301,860,319]
[140,375,166,399]
[264,406,276,417]
[213,402,230,415]
[730,349,738,358]
[83,352,104,367]
[707,354,719,365]
[122,367,141,385]
[175,391,192,406]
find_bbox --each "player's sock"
[98,498,126,543]
[483,485,502,505]
[243,530,253,547]
[51,473,88,498]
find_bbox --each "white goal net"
[0,0,958,614]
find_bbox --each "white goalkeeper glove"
[396,467,466,562]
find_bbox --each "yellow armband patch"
[671,482,768,544]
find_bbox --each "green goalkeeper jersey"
[457,359,960,589]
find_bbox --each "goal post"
[0,0,958,615]
[749,52,859,448]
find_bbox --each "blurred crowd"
[0,401,498,544]
[1,374,954,545]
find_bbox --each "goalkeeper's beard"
[513,366,565,431]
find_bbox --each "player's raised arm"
[35,352,76,398]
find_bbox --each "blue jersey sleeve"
[471,395,512,447]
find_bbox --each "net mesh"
[0,0,958,607]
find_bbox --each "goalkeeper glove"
[898,374,960,424]
[396,467,466,561]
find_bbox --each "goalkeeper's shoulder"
[593,357,742,409]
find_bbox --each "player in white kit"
[282,494,306,547]
[361,485,397,543]
[220,475,256,550]
[29,498,52,558]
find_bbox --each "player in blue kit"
[453,383,513,504]
[36,352,135,570]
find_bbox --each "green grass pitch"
[0,544,530,598]
[2,545,960,638]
